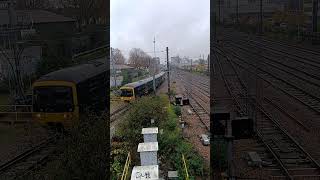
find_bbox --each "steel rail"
[213,44,320,179]
[217,44,320,115]
[0,135,58,178]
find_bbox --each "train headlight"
[36,113,41,118]
[64,114,72,118]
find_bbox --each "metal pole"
[236,0,239,24]
[260,0,263,34]
[218,0,221,24]
[312,0,318,34]
[298,9,300,40]
[166,47,170,96]
[111,48,117,88]
[207,54,210,74]
[153,37,156,95]
[213,0,217,41]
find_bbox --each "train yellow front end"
[120,86,135,102]
[32,81,79,129]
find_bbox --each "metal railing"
[270,175,320,179]
[72,45,107,60]
[182,154,190,180]
[121,152,131,180]
[0,105,32,124]
[110,97,121,102]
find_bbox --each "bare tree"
[0,42,27,100]
[128,48,152,69]
[16,0,51,9]
[58,0,107,29]
[199,58,206,65]
[128,48,143,69]
[111,48,125,65]
[0,1,36,101]
[92,0,107,24]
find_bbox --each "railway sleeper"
[287,168,320,175]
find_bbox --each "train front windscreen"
[33,86,74,113]
[120,88,133,97]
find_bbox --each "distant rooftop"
[113,64,135,70]
[20,10,75,23]
[0,9,75,25]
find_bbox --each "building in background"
[171,56,182,67]
[0,5,77,79]
[303,0,320,31]
[215,0,285,24]
[110,64,135,87]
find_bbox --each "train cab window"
[33,86,74,112]
[121,89,133,97]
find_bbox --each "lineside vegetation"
[111,95,205,179]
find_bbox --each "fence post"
[14,105,17,126]
[182,154,190,180]
[121,152,131,180]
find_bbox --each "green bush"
[118,95,168,146]
[159,104,204,178]
[173,106,181,116]
[121,70,133,85]
[168,90,176,97]
[31,112,108,180]
[116,95,205,178]
[110,143,130,180]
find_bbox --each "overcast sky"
[111,0,209,64]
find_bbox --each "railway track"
[253,37,320,63]
[213,46,248,117]
[221,28,320,61]
[223,40,320,88]
[175,70,210,131]
[0,135,58,180]
[110,104,130,125]
[213,45,320,179]
[256,101,320,179]
[218,42,320,115]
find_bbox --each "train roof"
[36,60,107,84]
[122,72,165,88]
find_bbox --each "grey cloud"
[111,0,209,63]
